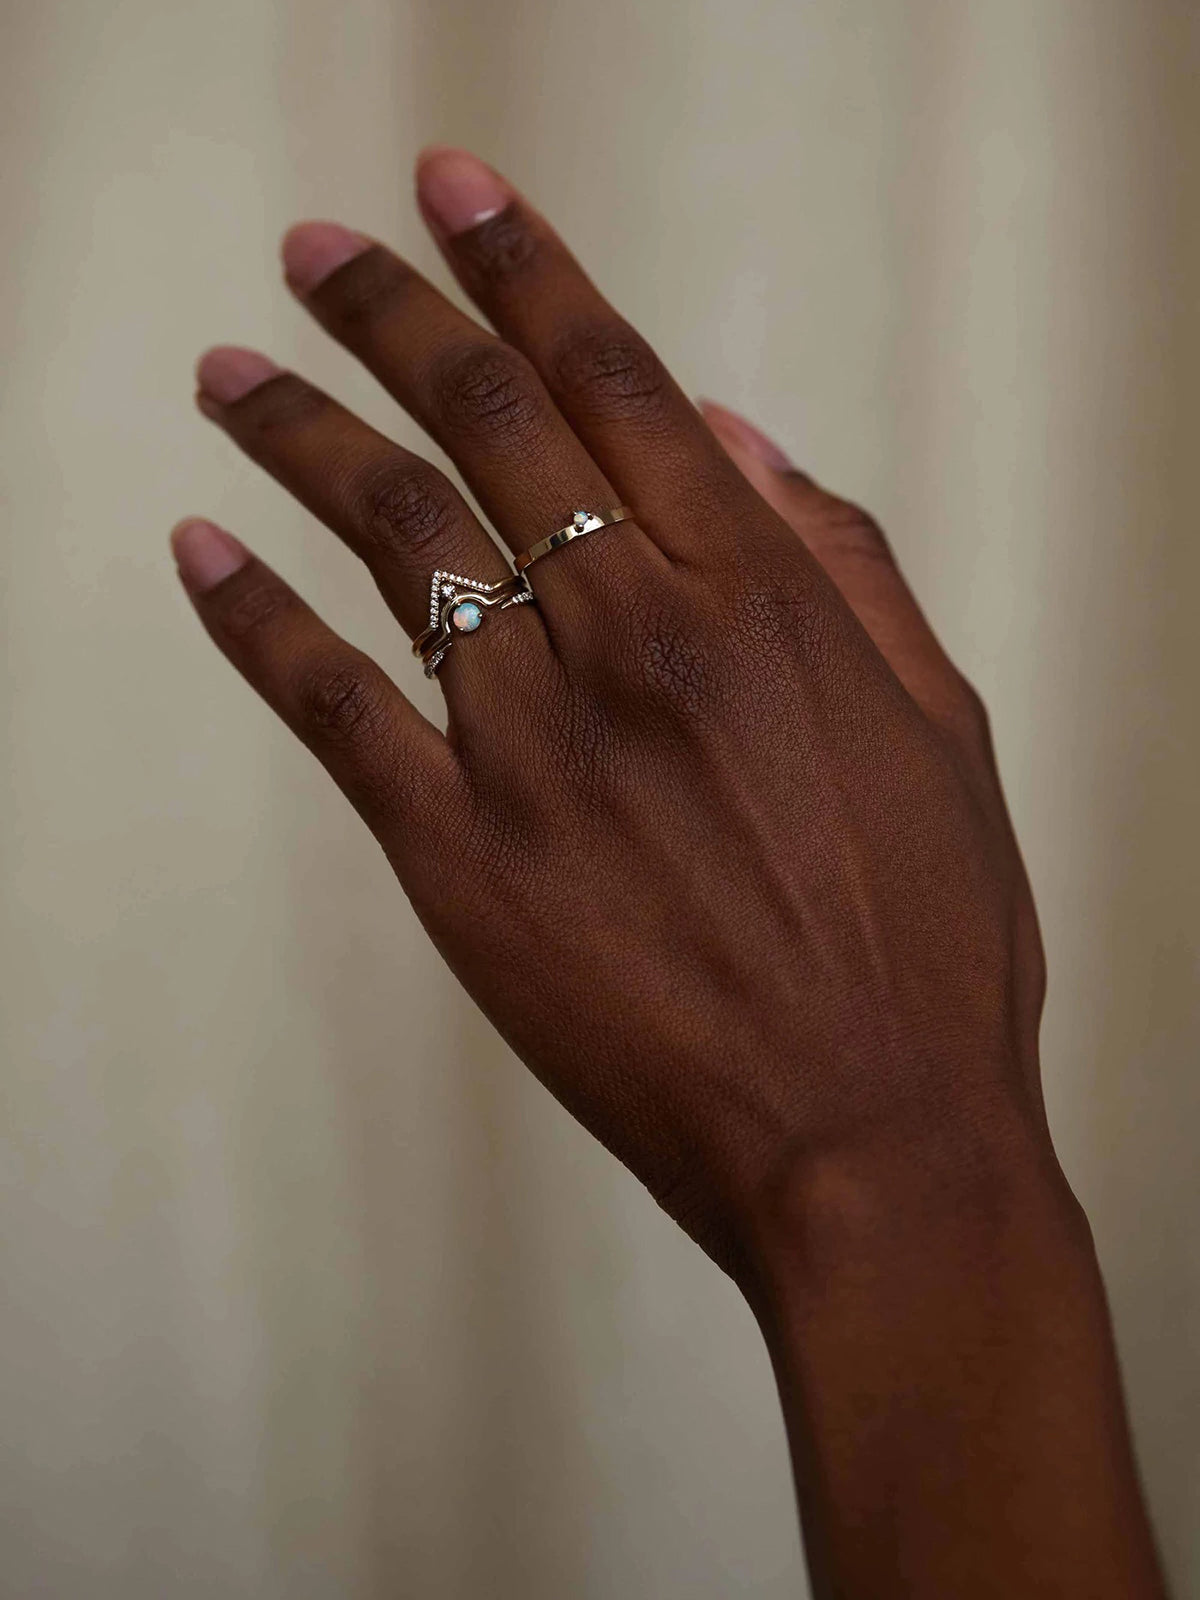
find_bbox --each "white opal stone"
[451,601,483,633]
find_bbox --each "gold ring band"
[514,506,633,573]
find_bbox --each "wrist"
[733,1101,1166,1598]
[737,1095,1089,1321]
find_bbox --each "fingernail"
[171,518,250,594]
[416,146,511,237]
[196,346,282,405]
[699,400,795,473]
[281,220,371,293]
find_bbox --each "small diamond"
[451,601,483,633]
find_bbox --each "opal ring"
[414,568,533,677]
[514,506,634,573]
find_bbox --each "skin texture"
[174,149,1167,1597]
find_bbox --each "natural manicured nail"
[171,518,250,594]
[196,346,282,405]
[699,400,795,473]
[416,146,512,237]
[281,221,371,293]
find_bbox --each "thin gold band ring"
[513,506,634,573]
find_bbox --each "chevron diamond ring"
[413,569,534,677]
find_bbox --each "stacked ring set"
[413,505,633,677]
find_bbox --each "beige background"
[2,0,1198,1594]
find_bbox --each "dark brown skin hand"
[174,148,1166,1598]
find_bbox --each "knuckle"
[296,656,385,745]
[356,460,458,561]
[455,204,540,286]
[311,245,418,330]
[237,373,329,437]
[552,321,672,427]
[220,577,296,642]
[432,341,547,447]
[812,501,895,567]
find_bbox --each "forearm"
[744,1122,1166,1599]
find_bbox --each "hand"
[175,148,1047,1277]
[175,148,1165,1598]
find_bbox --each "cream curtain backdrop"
[2,1,1197,1595]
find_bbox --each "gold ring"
[513,506,634,573]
